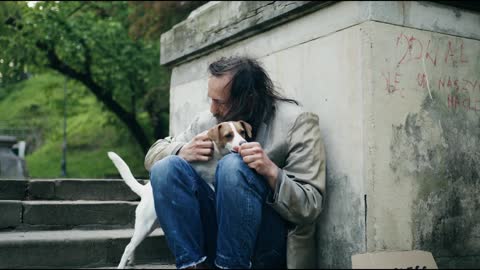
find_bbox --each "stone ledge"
[22,200,138,228]
[160,1,480,67]
[0,200,141,230]
[28,179,147,201]
[160,1,333,66]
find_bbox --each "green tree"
[0,1,31,87]
[126,1,206,141]
[0,1,204,153]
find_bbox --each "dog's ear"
[207,123,223,144]
[239,120,252,139]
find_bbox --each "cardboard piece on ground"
[351,250,438,269]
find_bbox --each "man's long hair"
[208,56,299,138]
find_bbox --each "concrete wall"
[365,21,480,268]
[160,1,480,268]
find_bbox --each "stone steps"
[0,178,148,201]
[85,262,176,269]
[0,228,173,269]
[0,200,139,230]
[0,178,174,268]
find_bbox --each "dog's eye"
[225,134,233,139]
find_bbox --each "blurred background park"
[0,1,206,179]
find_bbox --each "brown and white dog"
[108,120,251,269]
[191,120,251,186]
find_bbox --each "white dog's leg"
[127,253,135,267]
[117,193,159,269]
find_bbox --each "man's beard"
[213,113,227,123]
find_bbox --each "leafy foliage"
[0,72,148,178]
[0,1,204,153]
[0,1,32,86]
[127,1,207,40]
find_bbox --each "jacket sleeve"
[267,112,326,225]
[144,114,205,171]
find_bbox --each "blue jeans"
[150,153,287,269]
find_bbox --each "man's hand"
[235,142,279,190]
[178,132,213,162]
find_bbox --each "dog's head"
[207,120,252,154]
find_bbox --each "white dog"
[108,121,251,268]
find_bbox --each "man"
[145,56,326,269]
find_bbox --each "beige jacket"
[145,101,326,269]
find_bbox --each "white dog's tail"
[107,152,145,196]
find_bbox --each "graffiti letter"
[448,95,459,109]
[417,73,427,89]
[425,40,437,67]
[382,71,401,94]
[438,77,446,90]
[460,40,468,64]
[445,40,455,65]
[396,33,410,66]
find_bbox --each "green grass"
[0,73,150,179]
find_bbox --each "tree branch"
[35,41,151,153]
[47,13,92,76]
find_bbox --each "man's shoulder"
[273,101,319,129]
[274,101,309,122]
[275,101,303,116]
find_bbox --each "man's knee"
[216,153,247,177]
[216,153,255,189]
[216,153,269,203]
[150,155,188,188]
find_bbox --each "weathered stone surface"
[22,201,138,229]
[160,1,331,65]
[0,178,169,268]
[161,1,480,66]
[28,179,145,201]
[164,1,480,268]
[0,179,27,200]
[107,232,174,266]
[54,179,143,201]
[0,229,171,268]
[28,180,55,200]
[0,201,22,229]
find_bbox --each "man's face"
[208,74,232,121]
